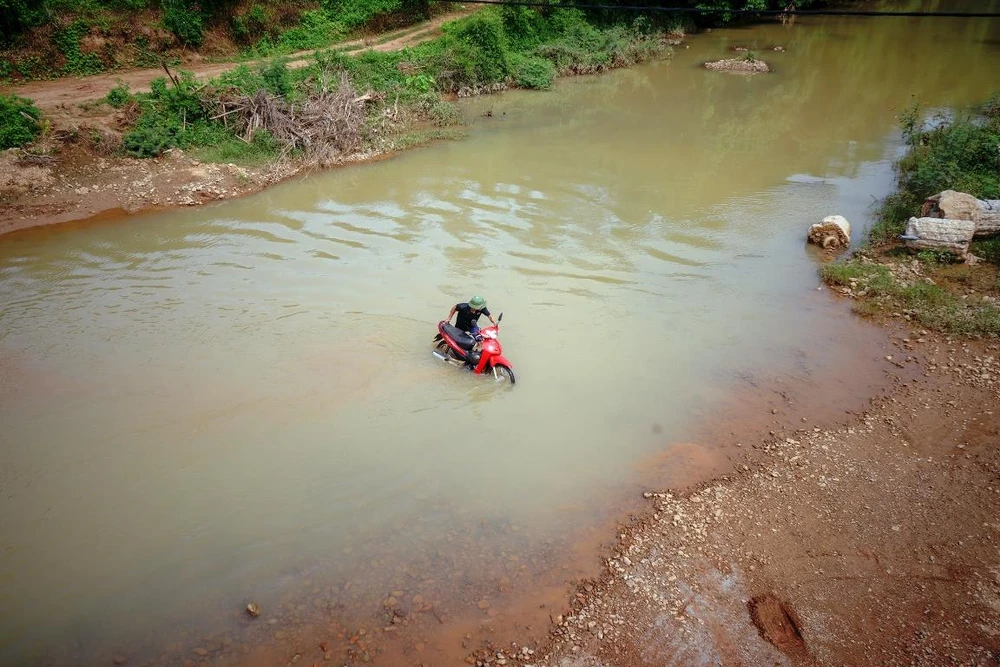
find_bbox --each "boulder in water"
[703,57,771,73]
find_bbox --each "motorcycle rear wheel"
[491,364,515,384]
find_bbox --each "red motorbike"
[432,313,516,384]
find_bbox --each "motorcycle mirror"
[498,313,503,323]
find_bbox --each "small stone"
[113,655,127,665]
[273,631,288,641]
[477,599,490,610]
[246,602,260,617]
[193,648,209,657]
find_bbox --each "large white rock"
[807,215,851,250]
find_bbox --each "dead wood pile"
[207,73,380,164]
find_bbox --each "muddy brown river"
[2,4,999,665]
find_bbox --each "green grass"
[821,257,1000,338]
[187,130,284,164]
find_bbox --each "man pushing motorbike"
[445,295,496,337]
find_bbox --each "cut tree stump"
[807,215,851,250]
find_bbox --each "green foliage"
[123,72,209,157]
[105,80,132,107]
[322,0,404,31]
[970,237,1000,265]
[0,0,48,45]
[403,73,435,94]
[54,19,104,75]
[260,58,293,97]
[499,5,552,52]
[0,93,42,148]
[161,0,204,46]
[915,248,959,266]
[511,53,555,90]
[267,9,344,54]
[446,10,511,84]
[215,64,265,93]
[873,98,1000,244]
[230,4,270,44]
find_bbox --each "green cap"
[468,295,486,309]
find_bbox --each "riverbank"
[0,7,679,237]
[514,330,1000,667]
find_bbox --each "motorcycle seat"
[441,323,476,350]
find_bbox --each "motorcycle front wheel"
[491,364,516,384]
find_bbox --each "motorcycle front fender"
[486,354,512,371]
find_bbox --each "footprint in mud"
[637,565,793,667]
[748,593,810,661]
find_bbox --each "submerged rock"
[704,57,771,73]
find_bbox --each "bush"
[162,0,205,46]
[511,53,555,89]
[260,58,293,97]
[190,128,282,163]
[0,93,42,148]
[105,80,132,107]
[321,0,403,31]
[445,10,511,85]
[271,9,343,53]
[123,72,209,157]
[230,4,270,44]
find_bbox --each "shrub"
[321,0,402,31]
[230,4,270,44]
[105,80,132,107]
[445,10,511,84]
[260,58,293,98]
[123,72,208,157]
[272,9,343,53]
[0,93,42,148]
[511,53,555,89]
[162,0,205,46]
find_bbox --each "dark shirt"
[454,303,490,331]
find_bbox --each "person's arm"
[488,313,497,325]
[445,305,457,323]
